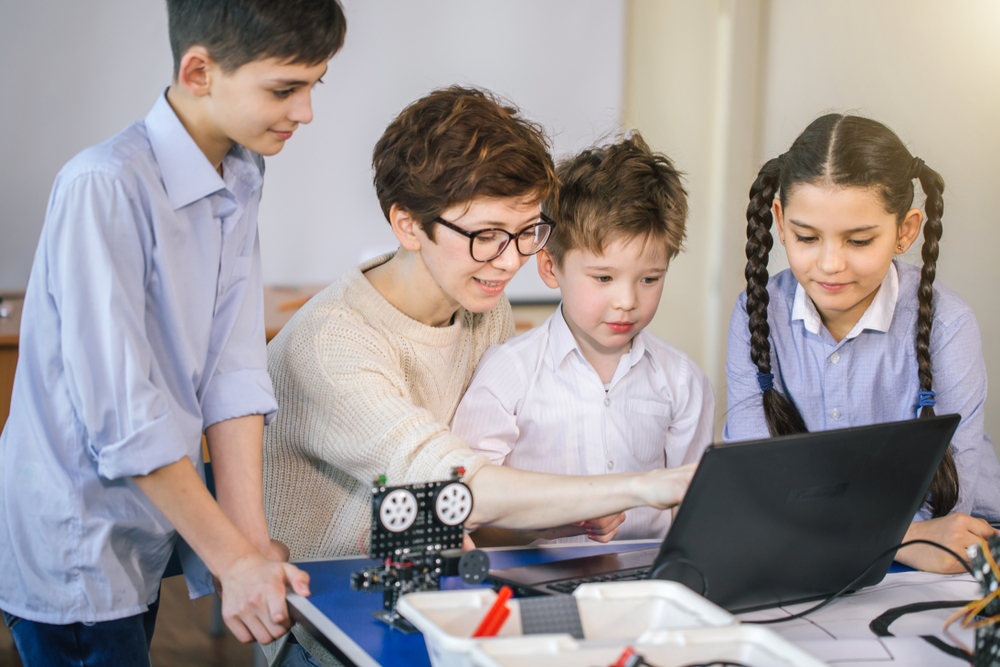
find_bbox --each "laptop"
[488,414,960,613]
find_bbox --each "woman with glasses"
[261,91,695,657]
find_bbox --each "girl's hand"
[639,463,698,510]
[896,514,998,574]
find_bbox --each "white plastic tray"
[396,581,736,667]
[468,626,828,667]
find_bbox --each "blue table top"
[290,542,917,667]
[291,541,656,667]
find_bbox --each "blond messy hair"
[543,131,687,267]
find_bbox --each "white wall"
[624,0,768,434]
[627,0,1000,454]
[0,0,625,302]
[3,0,998,451]
[759,0,1000,455]
[0,1,174,291]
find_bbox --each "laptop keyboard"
[545,567,650,594]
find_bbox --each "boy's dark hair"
[372,86,558,239]
[167,0,346,76]
[744,113,957,517]
[542,132,687,268]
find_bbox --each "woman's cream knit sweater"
[263,253,513,560]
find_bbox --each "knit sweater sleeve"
[282,313,489,487]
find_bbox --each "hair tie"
[916,389,936,418]
[756,371,774,393]
[907,157,925,181]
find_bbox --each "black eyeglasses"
[432,213,556,262]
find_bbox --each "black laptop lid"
[650,414,960,612]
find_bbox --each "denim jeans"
[2,596,159,667]
[281,641,327,667]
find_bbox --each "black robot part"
[369,476,473,560]
[350,469,488,633]
[457,549,490,585]
[970,535,1000,667]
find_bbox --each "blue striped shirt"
[724,261,1000,522]
[0,93,278,623]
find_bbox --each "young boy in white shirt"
[451,132,715,544]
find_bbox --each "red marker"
[472,586,513,637]
[612,646,637,667]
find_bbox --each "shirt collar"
[144,91,262,210]
[546,304,650,378]
[791,262,899,340]
[547,304,582,369]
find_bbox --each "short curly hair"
[372,86,558,239]
[543,131,688,268]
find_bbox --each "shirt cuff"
[201,368,279,428]
[177,536,215,600]
[91,411,188,480]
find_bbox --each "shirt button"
[831,409,841,420]
[607,460,615,470]
[830,352,841,364]
[604,397,611,407]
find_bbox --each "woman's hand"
[638,463,698,510]
[896,514,998,573]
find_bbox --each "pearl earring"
[897,244,904,251]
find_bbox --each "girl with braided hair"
[724,113,1000,574]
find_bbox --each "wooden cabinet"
[0,295,21,431]
[0,288,557,433]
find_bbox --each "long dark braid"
[745,114,958,516]
[744,157,807,436]
[914,161,959,516]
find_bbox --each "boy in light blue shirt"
[0,1,345,664]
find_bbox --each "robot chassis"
[350,467,491,633]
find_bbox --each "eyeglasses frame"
[431,213,556,262]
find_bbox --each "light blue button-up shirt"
[0,93,279,624]
[724,261,1000,522]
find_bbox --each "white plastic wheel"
[435,483,472,526]
[379,489,418,532]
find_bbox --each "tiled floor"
[0,576,254,666]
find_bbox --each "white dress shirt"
[452,306,715,542]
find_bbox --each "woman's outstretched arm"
[465,463,696,530]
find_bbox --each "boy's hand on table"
[896,513,998,574]
[213,539,292,598]
[217,552,311,644]
[532,512,626,542]
[577,513,626,542]
[466,514,625,547]
[263,539,291,562]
